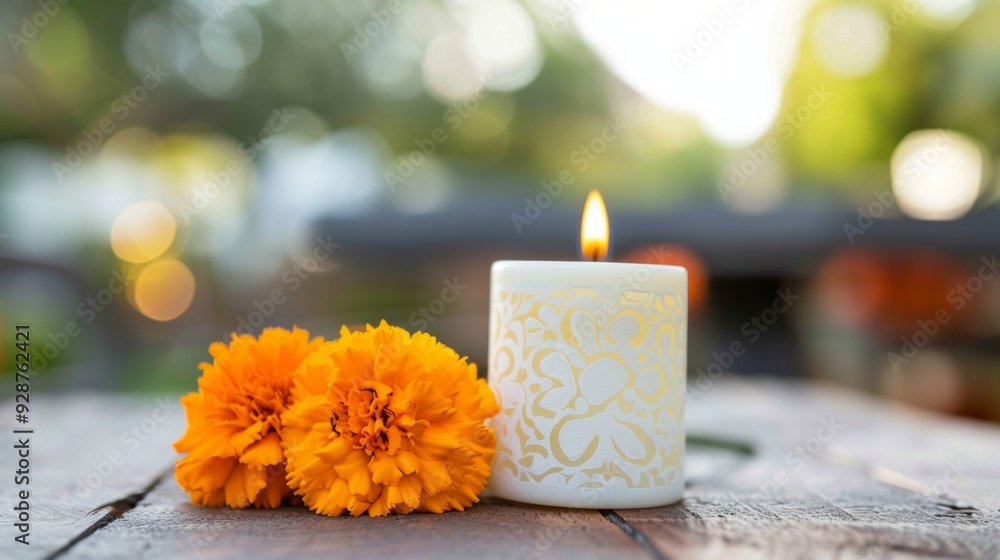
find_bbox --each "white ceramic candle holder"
[487,260,687,509]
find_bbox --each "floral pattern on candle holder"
[489,287,685,490]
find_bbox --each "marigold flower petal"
[173,326,324,509]
[282,321,499,516]
[175,456,234,507]
[240,432,284,467]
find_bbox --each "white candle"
[487,193,687,509]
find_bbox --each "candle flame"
[580,190,609,261]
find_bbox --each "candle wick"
[582,247,604,262]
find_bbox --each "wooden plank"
[686,379,1000,508]
[6,380,1000,558]
[69,478,648,560]
[0,394,184,559]
[621,380,1000,559]
[623,456,1000,559]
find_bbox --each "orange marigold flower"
[174,327,324,509]
[281,321,499,517]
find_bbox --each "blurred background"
[1,0,999,421]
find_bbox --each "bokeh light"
[920,0,978,25]
[132,258,196,321]
[574,0,806,145]
[890,130,984,221]
[461,0,541,91]
[110,201,178,263]
[623,244,709,315]
[812,4,888,78]
[3,0,1000,422]
[422,32,483,101]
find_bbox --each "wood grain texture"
[69,479,646,560]
[623,457,1000,559]
[0,394,184,559]
[686,379,1000,509]
[629,379,1000,559]
[6,380,1000,559]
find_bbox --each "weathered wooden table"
[3,380,999,559]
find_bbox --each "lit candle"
[488,191,687,508]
